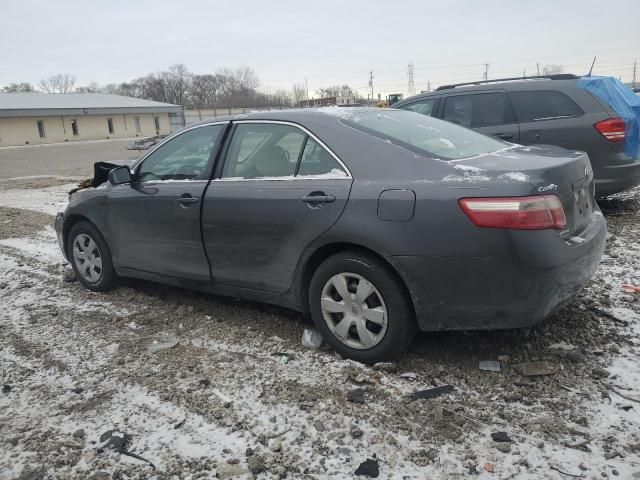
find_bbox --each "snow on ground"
[0,179,639,479]
[0,183,76,215]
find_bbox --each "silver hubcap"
[72,233,103,283]
[320,272,388,350]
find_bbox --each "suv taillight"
[594,118,626,142]
[459,195,567,230]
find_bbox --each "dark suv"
[393,75,640,197]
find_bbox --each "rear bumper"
[389,209,607,331]
[593,154,640,197]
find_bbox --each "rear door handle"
[301,192,336,204]
[496,133,513,140]
[176,194,199,205]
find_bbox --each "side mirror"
[108,166,132,185]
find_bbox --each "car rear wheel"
[309,251,416,363]
[68,221,117,292]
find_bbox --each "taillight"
[459,195,567,230]
[594,118,626,142]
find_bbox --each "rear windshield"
[343,109,507,160]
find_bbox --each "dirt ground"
[0,166,639,479]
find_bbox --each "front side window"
[443,93,514,128]
[343,110,507,160]
[222,124,305,178]
[509,90,583,122]
[137,124,223,182]
[400,98,438,116]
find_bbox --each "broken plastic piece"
[147,337,179,353]
[491,431,512,443]
[213,388,233,405]
[410,384,454,401]
[301,328,323,350]
[622,284,640,293]
[479,360,501,371]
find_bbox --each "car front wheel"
[309,251,416,363]
[67,221,117,292]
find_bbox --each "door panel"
[108,181,210,280]
[202,178,352,292]
[508,90,587,149]
[107,124,226,280]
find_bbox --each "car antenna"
[587,56,597,77]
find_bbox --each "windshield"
[343,109,508,160]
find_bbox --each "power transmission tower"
[427,80,431,92]
[537,62,540,76]
[407,63,416,97]
[633,60,637,89]
[368,71,374,104]
[483,63,489,82]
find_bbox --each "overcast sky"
[1,0,638,97]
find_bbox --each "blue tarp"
[578,76,640,159]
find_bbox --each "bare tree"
[39,73,76,93]
[189,74,223,109]
[75,81,102,93]
[1,82,35,92]
[542,64,564,76]
[315,84,355,99]
[161,64,192,105]
[291,83,307,104]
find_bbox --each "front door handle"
[302,192,336,204]
[176,194,199,205]
[496,133,513,140]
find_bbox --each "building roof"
[0,93,182,117]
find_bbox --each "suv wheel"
[309,251,416,363]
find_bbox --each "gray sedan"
[55,108,606,363]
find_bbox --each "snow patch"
[498,171,530,182]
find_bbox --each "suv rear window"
[509,90,583,122]
[343,110,507,160]
[443,92,515,128]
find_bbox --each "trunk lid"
[451,144,595,236]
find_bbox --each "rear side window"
[509,90,583,122]
[297,138,348,177]
[399,98,438,116]
[443,93,514,128]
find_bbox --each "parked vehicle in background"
[394,75,640,198]
[56,108,606,363]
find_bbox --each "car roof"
[397,78,581,104]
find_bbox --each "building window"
[107,118,114,134]
[37,120,46,138]
[154,115,160,132]
[134,116,141,134]
[71,119,79,136]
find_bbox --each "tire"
[308,251,416,363]
[67,221,117,292]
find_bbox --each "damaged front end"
[56,159,136,260]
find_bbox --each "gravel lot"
[0,163,639,479]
